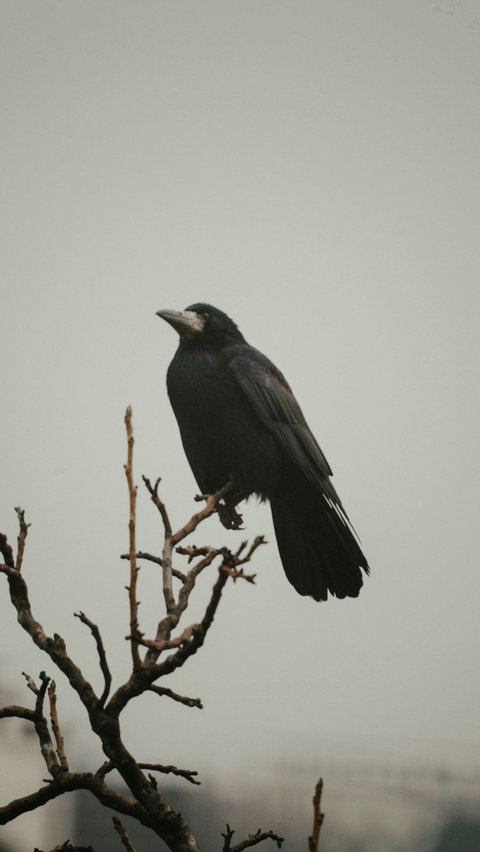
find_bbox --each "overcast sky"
[1,0,480,836]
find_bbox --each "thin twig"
[0,705,36,722]
[308,778,324,852]
[234,535,266,565]
[36,673,62,777]
[138,763,200,785]
[124,407,141,670]
[171,483,233,547]
[48,681,69,771]
[36,672,50,715]
[112,816,137,852]
[142,476,172,536]
[22,671,40,696]
[126,550,163,567]
[222,825,284,851]
[142,477,177,612]
[14,506,30,572]
[120,551,187,584]
[161,534,177,615]
[137,623,201,652]
[221,566,256,584]
[96,760,199,785]
[75,611,112,705]
[17,672,62,778]
[148,685,203,709]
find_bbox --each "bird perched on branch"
[157,303,369,602]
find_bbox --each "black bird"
[157,303,369,601]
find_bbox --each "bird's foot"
[217,502,244,531]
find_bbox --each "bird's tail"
[270,479,369,601]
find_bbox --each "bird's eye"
[201,312,210,322]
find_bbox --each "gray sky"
[1,0,480,822]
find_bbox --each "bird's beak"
[156,309,205,336]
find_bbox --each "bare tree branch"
[124,406,141,670]
[74,611,112,706]
[112,816,137,852]
[121,550,187,584]
[103,555,231,718]
[138,763,200,786]
[22,671,42,696]
[142,476,172,537]
[171,483,233,547]
[0,408,274,852]
[0,704,36,722]
[222,825,284,851]
[308,778,325,852]
[96,760,200,786]
[0,772,151,828]
[148,685,203,709]
[15,505,30,571]
[0,513,201,850]
[1,561,101,716]
[0,529,15,568]
[48,680,69,771]
[143,473,234,617]
[30,672,62,777]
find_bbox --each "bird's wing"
[228,345,336,493]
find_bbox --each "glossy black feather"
[160,303,369,601]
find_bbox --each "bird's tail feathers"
[270,481,369,602]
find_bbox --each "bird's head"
[156,303,244,348]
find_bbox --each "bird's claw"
[217,502,244,530]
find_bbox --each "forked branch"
[0,407,275,852]
[222,825,284,851]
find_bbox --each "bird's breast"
[166,349,280,498]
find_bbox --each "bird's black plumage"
[157,303,369,601]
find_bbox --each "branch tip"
[308,777,325,852]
